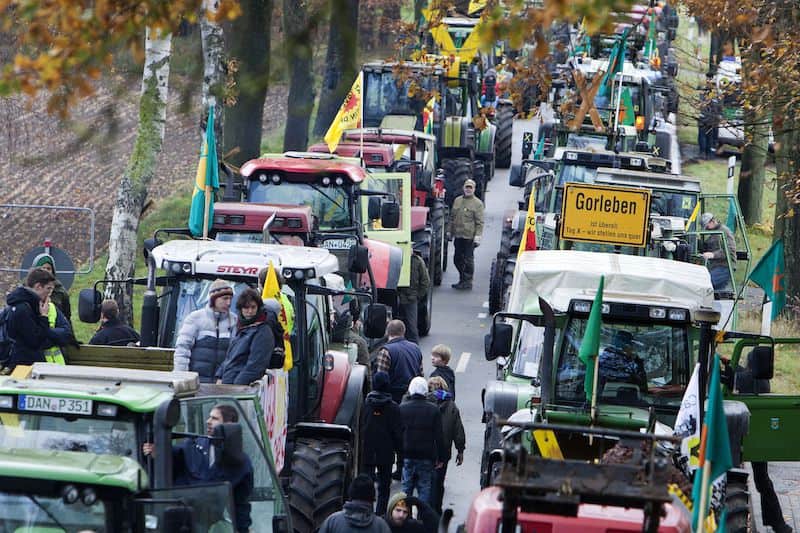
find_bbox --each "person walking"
[448,179,484,290]
[89,299,141,346]
[173,279,237,382]
[399,377,444,506]
[362,372,403,516]
[319,474,391,533]
[397,251,430,344]
[427,376,465,514]
[216,288,276,385]
[374,320,424,404]
[429,344,456,400]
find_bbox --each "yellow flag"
[517,187,537,260]
[685,201,701,231]
[323,73,362,153]
[262,261,294,371]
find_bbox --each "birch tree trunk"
[200,0,225,129]
[104,27,172,324]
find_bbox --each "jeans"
[402,458,434,506]
[709,266,731,292]
[366,463,393,516]
[752,462,790,530]
[453,238,475,283]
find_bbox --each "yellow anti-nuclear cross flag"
[262,261,294,371]
[324,73,363,153]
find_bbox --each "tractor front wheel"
[288,437,352,533]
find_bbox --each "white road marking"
[455,352,471,373]
[482,301,489,309]
[477,312,488,319]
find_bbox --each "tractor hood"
[362,238,404,290]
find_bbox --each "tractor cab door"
[175,397,291,533]
[140,483,237,532]
[695,194,752,290]
[726,338,800,462]
[362,172,412,286]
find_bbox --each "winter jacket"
[362,390,403,465]
[399,394,444,462]
[385,495,439,533]
[42,302,74,364]
[173,436,253,533]
[216,310,275,385]
[383,338,423,401]
[50,280,71,323]
[5,286,52,366]
[398,254,431,305]
[173,307,237,383]
[429,390,465,462]
[430,365,456,400]
[89,317,141,346]
[449,195,484,240]
[319,501,392,533]
[702,223,736,271]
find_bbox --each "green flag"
[533,135,545,159]
[189,105,220,238]
[691,354,733,530]
[748,239,786,320]
[598,28,630,99]
[643,15,657,59]
[619,87,635,126]
[578,276,604,401]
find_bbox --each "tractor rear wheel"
[415,233,434,337]
[489,256,506,314]
[472,159,486,201]
[480,415,503,489]
[288,437,352,533]
[724,477,751,533]
[442,158,473,208]
[495,105,514,168]
[431,199,446,286]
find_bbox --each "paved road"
[399,115,542,529]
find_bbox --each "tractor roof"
[0,371,181,412]
[507,250,714,316]
[595,168,701,193]
[0,448,146,493]
[150,239,340,279]
[343,128,436,144]
[307,141,396,167]
[241,152,368,184]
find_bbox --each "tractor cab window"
[0,492,109,532]
[176,399,281,532]
[566,134,607,151]
[650,191,698,219]
[512,322,545,378]
[363,71,431,127]
[247,182,351,230]
[555,318,690,412]
[170,279,253,347]
[365,177,405,231]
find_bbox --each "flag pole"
[359,71,364,167]
[695,459,712,532]
[202,186,211,240]
[590,346,601,425]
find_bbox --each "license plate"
[321,237,357,250]
[18,395,93,415]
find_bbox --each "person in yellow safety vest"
[42,299,76,365]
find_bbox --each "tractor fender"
[333,363,367,429]
[319,349,351,424]
[482,380,535,423]
[476,123,497,154]
[411,205,429,233]
[362,238,403,290]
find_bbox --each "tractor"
[74,237,387,531]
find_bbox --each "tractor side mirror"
[364,304,389,339]
[78,288,102,323]
[348,244,370,274]
[749,346,774,381]
[367,197,382,221]
[143,237,162,260]
[509,164,527,187]
[380,202,401,229]
[485,322,513,361]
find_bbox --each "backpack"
[0,306,14,366]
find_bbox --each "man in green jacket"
[397,251,430,344]
[448,179,484,290]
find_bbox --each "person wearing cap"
[598,330,647,394]
[319,474,391,532]
[384,491,439,533]
[399,376,444,506]
[362,371,403,515]
[448,179,484,290]
[699,212,736,291]
[32,253,71,322]
[173,279,237,382]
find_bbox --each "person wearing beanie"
[319,474,391,532]
[399,377,444,507]
[173,279,237,382]
[32,253,71,322]
[447,178,484,290]
[385,492,439,533]
[362,371,403,515]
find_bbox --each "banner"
[323,73,363,153]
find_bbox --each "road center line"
[455,352,471,373]
[482,301,489,309]
[477,312,488,319]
